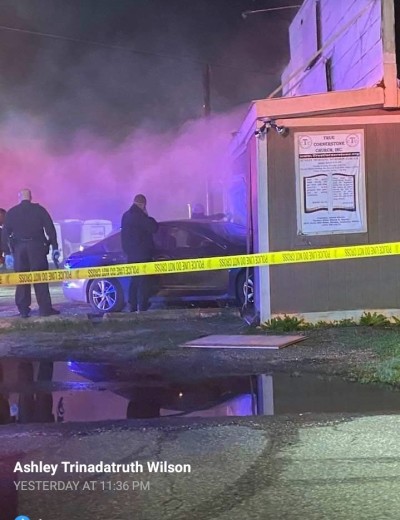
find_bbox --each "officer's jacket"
[1,200,58,253]
[121,204,158,261]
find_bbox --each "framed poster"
[295,130,367,235]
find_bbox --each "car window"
[167,226,213,249]
[102,232,122,252]
[154,227,177,250]
[171,227,188,247]
[92,223,246,253]
[154,225,215,250]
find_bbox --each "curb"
[103,308,241,321]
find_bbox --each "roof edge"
[253,87,386,119]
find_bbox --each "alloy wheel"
[91,280,118,311]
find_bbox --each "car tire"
[236,270,254,306]
[88,278,125,313]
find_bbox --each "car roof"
[110,219,245,229]
[104,219,246,240]
[161,219,245,227]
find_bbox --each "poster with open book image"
[303,173,356,213]
[295,130,366,235]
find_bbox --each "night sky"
[0,0,298,222]
[0,0,296,142]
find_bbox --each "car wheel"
[88,279,125,313]
[236,270,254,306]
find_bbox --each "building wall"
[226,146,250,226]
[281,0,384,97]
[266,117,400,313]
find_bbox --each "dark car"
[62,219,254,312]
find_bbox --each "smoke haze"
[0,0,294,226]
[0,107,246,225]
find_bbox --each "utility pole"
[203,64,212,214]
[203,63,211,116]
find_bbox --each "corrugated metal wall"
[267,120,400,313]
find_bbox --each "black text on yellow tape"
[0,241,399,286]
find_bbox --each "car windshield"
[83,222,248,253]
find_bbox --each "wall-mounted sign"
[295,130,366,235]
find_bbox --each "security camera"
[276,125,289,137]
[254,122,268,137]
[269,121,289,137]
[255,119,289,138]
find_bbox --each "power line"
[0,24,278,76]
[242,5,301,19]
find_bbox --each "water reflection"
[18,362,55,423]
[0,359,400,424]
[0,360,271,422]
[0,362,10,424]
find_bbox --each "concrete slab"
[182,334,305,349]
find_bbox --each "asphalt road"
[1,414,400,520]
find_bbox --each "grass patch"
[359,312,391,327]
[331,318,358,327]
[0,318,144,335]
[260,313,393,332]
[260,315,359,332]
[0,319,96,334]
[356,358,400,385]
[0,314,241,342]
[258,314,400,385]
[261,315,307,332]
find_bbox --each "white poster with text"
[295,130,366,235]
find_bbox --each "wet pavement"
[2,411,400,519]
[1,358,400,518]
[2,286,400,518]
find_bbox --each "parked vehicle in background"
[62,219,254,312]
[48,219,114,266]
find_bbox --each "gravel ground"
[0,284,389,379]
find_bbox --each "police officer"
[1,189,60,318]
[121,194,158,312]
[191,202,225,220]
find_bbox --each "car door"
[153,223,229,298]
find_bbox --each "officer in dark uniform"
[121,194,158,312]
[191,203,225,220]
[1,189,60,318]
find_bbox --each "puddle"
[0,359,399,424]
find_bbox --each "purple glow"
[0,108,245,223]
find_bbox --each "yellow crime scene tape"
[0,241,399,286]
